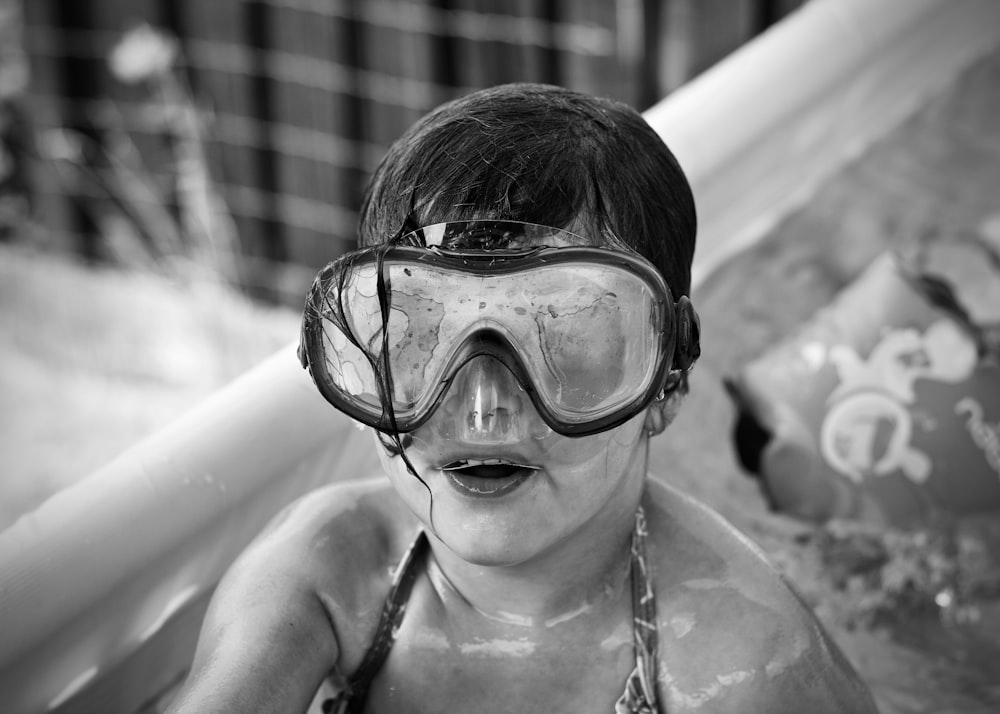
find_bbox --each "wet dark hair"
[359,83,697,298]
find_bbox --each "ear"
[643,387,685,437]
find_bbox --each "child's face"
[368,223,661,565]
[302,219,674,563]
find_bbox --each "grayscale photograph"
[2,1,999,712]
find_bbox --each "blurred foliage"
[37,23,240,287]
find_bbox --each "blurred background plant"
[40,22,240,285]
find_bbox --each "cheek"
[373,433,433,514]
[546,414,648,484]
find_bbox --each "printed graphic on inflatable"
[819,320,978,486]
[729,250,1000,528]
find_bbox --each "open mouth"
[440,459,539,497]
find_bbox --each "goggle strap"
[672,295,701,372]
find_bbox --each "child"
[168,84,878,713]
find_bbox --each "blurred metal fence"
[18,0,803,304]
[0,0,27,241]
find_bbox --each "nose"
[437,356,534,443]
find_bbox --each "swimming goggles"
[299,221,693,437]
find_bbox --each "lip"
[440,459,539,499]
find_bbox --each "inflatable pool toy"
[729,244,1000,526]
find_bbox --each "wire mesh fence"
[14,0,804,305]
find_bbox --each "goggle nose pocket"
[436,356,533,442]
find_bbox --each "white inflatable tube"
[3,0,1000,711]
[0,348,379,713]
[646,0,1000,289]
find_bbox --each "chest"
[357,579,640,714]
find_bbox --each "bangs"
[380,121,597,237]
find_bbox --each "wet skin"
[168,365,878,713]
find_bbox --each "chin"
[434,514,547,567]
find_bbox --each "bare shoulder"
[643,479,878,714]
[229,477,420,632]
[170,478,420,712]
[200,478,419,666]
[230,476,418,584]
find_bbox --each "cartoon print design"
[815,320,977,484]
[955,397,1000,480]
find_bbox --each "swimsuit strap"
[615,505,662,713]
[324,507,662,713]
[323,530,430,714]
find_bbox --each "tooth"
[439,459,542,471]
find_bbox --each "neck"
[426,481,646,628]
